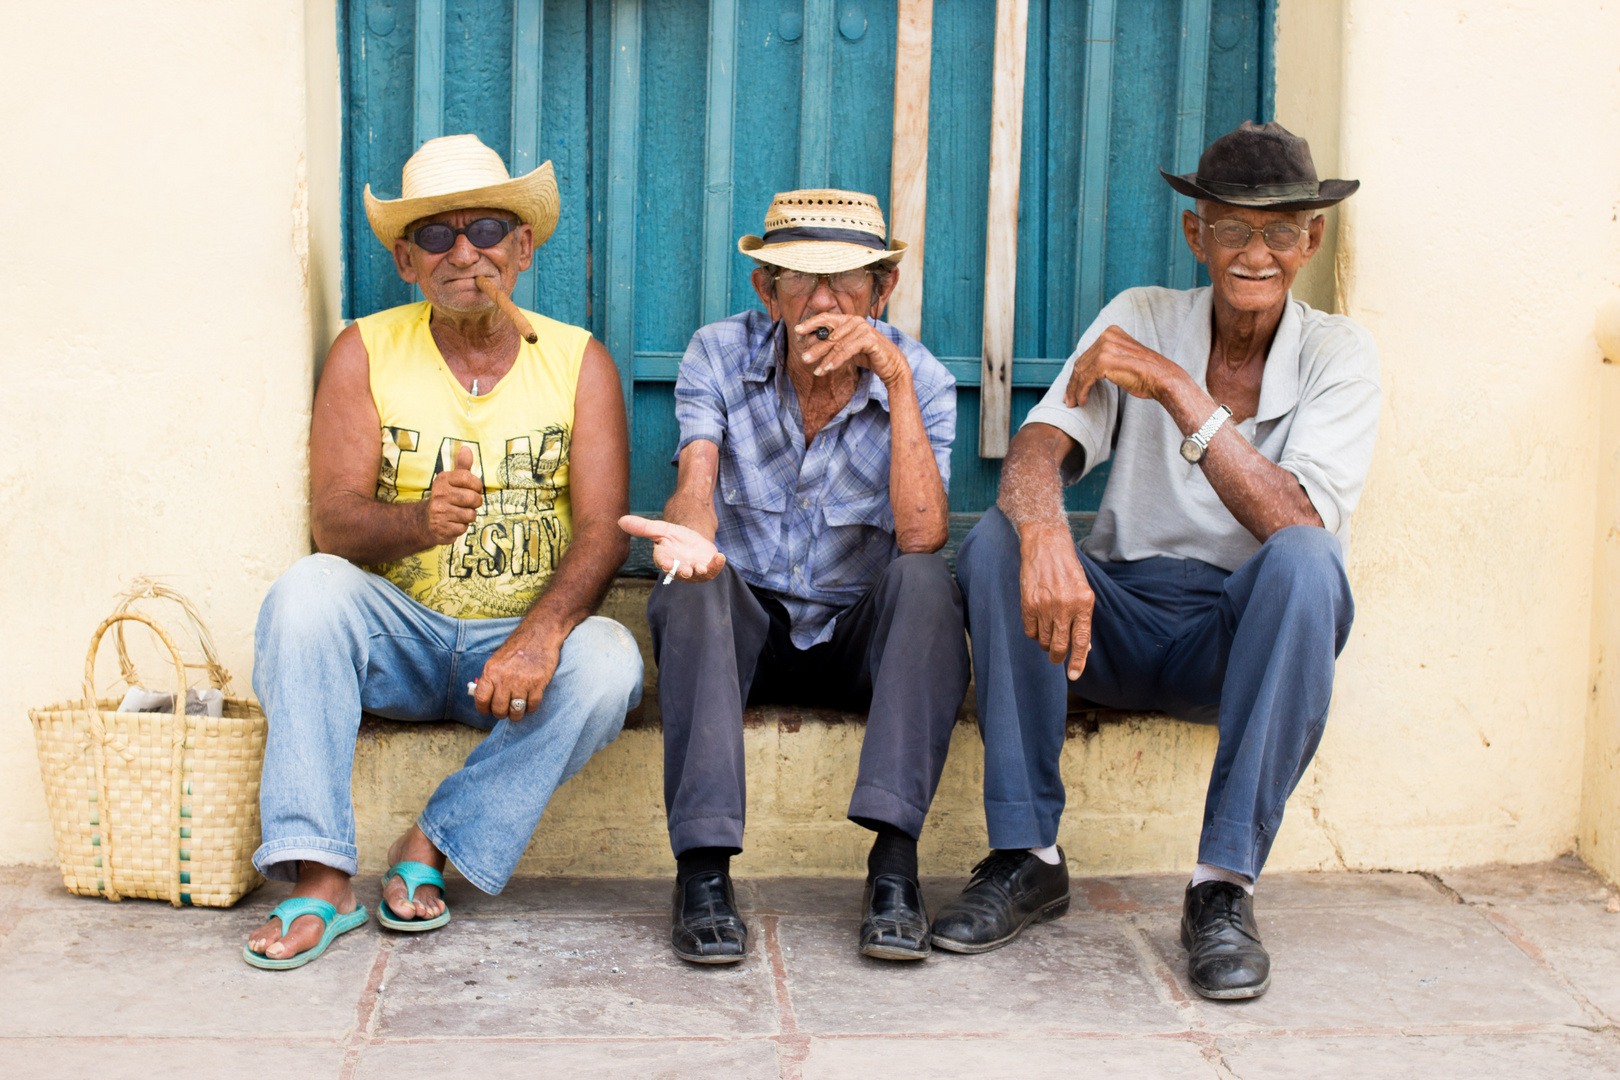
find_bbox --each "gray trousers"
[648,553,970,857]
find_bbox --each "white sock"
[1191,862,1254,895]
[1028,845,1061,865]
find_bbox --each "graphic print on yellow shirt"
[357,301,589,619]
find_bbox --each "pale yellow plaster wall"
[1583,333,1620,883]
[1318,0,1620,870]
[0,2,326,862]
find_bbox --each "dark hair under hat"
[1160,120,1358,212]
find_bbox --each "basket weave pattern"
[27,587,266,907]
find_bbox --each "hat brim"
[737,235,906,273]
[1160,167,1359,211]
[364,161,560,252]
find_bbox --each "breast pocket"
[717,458,789,570]
[812,489,897,591]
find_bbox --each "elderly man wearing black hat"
[936,122,1378,1000]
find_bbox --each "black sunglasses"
[409,217,520,254]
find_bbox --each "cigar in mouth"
[475,276,539,344]
[816,326,831,341]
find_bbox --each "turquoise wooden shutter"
[342,0,1273,536]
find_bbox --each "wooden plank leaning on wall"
[886,0,933,342]
[979,0,1029,458]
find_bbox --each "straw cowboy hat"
[363,134,560,251]
[739,189,906,273]
[1161,121,1358,212]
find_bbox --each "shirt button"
[797,497,811,509]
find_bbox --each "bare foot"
[382,824,448,922]
[246,862,357,960]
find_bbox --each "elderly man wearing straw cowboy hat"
[939,122,1378,1000]
[244,135,642,969]
[619,190,967,964]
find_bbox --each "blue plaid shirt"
[674,309,956,648]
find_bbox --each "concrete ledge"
[348,578,1348,880]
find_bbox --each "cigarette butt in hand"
[662,560,680,585]
[467,679,478,696]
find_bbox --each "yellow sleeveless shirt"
[358,301,589,619]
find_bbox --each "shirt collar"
[1172,288,1302,424]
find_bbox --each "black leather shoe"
[1180,881,1270,999]
[671,871,747,964]
[860,874,931,960]
[929,849,1070,954]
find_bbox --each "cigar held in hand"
[475,275,539,344]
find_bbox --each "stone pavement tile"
[0,866,92,911]
[376,913,777,1038]
[0,898,379,1039]
[1136,903,1588,1032]
[434,876,677,917]
[0,1038,345,1080]
[1218,1031,1620,1079]
[777,914,1184,1036]
[1437,855,1614,906]
[1488,901,1620,1021]
[356,1038,781,1079]
[800,1035,1219,1079]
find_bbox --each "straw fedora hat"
[738,189,906,273]
[363,134,560,251]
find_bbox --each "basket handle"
[82,611,190,907]
[111,578,233,695]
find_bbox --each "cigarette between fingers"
[662,560,680,585]
[467,680,478,697]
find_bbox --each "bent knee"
[258,555,370,634]
[1256,526,1349,601]
[565,616,645,700]
[955,506,1021,588]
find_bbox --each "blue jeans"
[251,554,643,894]
[956,509,1353,880]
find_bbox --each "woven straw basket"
[28,582,266,907]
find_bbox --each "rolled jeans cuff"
[415,813,506,896]
[253,837,360,883]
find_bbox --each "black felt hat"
[1160,121,1359,211]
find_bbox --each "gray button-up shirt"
[1023,286,1380,571]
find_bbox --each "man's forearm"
[313,491,431,563]
[1156,375,1323,539]
[509,519,629,649]
[662,489,719,543]
[997,428,1070,539]
[885,370,949,553]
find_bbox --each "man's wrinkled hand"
[618,515,727,582]
[1063,325,1174,409]
[424,444,483,545]
[1019,525,1095,681]
[474,632,560,721]
[794,313,909,385]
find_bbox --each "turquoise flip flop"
[242,898,369,970]
[378,860,451,931]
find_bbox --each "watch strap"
[1191,404,1232,451]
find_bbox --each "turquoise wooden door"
[343,0,1273,554]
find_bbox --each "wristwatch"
[1180,405,1232,464]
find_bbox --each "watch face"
[1180,437,1202,463]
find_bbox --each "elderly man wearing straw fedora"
[244,134,642,969]
[937,122,1378,1000]
[619,190,967,964]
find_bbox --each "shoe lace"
[965,849,1030,889]
[1193,882,1254,940]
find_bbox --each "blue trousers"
[252,554,643,894]
[956,508,1353,879]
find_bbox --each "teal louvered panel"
[340,0,1272,522]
